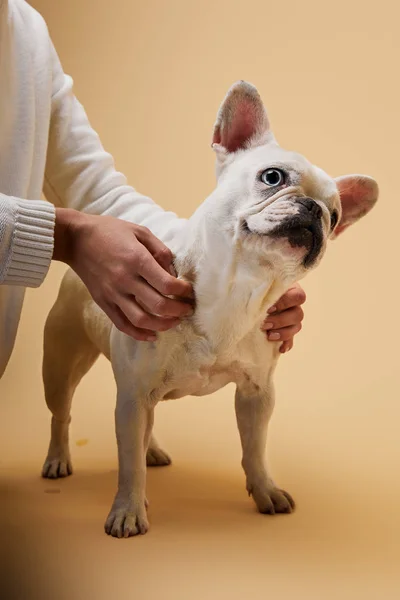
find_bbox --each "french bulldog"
[41,81,378,538]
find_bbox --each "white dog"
[41,81,378,538]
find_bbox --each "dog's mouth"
[243,217,323,268]
[271,219,322,268]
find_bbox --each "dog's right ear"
[212,81,274,169]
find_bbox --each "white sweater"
[0,0,186,377]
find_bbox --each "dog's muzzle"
[269,197,324,268]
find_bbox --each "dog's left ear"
[212,81,274,165]
[332,175,379,239]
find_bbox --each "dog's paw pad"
[146,447,172,467]
[104,506,149,538]
[42,458,73,479]
[250,485,295,515]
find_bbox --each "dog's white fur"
[42,82,378,538]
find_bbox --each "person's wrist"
[53,208,86,266]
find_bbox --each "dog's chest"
[160,331,272,401]
[162,362,239,400]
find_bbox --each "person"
[0,0,305,379]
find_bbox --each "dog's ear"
[332,175,378,239]
[212,81,274,160]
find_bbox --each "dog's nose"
[297,197,322,220]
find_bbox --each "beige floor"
[2,452,400,600]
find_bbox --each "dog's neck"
[174,199,290,353]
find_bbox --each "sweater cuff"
[2,200,56,288]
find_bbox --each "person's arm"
[0,196,193,336]
[42,40,193,340]
[0,192,193,342]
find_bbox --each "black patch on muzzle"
[270,198,324,268]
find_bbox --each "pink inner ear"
[214,97,268,153]
[219,100,261,153]
[332,222,349,237]
[334,175,378,237]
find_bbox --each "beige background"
[1,0,399,598]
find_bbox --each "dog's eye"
[260,169,285,187]
[330,211,339,231]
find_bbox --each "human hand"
[54,209,194,341]
[261,283,306,353]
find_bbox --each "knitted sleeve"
[0,195,55,287]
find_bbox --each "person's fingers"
[279,340,293,354]
[267,284,306,314]
[118,296,181,333]
[132,277,194,319]
[261,306,304,331]
[134,226,175,273]
[135,248,194,300]
[134,228,194,299]
[266,323,302,342]
[102,302,157,342]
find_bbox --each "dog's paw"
[42,456,73,479]
[104,503,149,538]
[248,482,295,515]
[146,446,172,467]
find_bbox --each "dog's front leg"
[235,380,295,515]
[105,393,152,538]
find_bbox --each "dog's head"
[209,81,378,282]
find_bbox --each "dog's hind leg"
[41,285,100,479]
[146,433,171,467]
